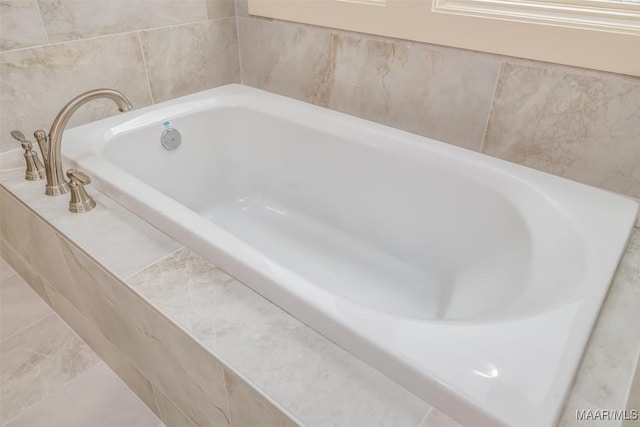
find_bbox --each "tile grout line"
[136,32,155,105]
[221,368,234,427]
[200,0,209,21]
[235,10,244,83]
[1,362,104,426]
[32,0,50,45]
[0,16,231,55]
[0,310,54,344]
[124,245,185,282]
[417,406,434,427]
[0,321,102,426]
[0,263,18,281]
[151,385,163,422]
[478,61,504,154]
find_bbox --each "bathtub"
[63,84,638,427]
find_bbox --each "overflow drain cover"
[161,128,181,150]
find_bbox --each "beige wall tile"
[0,0,48,51]
[206,0,235,19]
[141,18,240,103]
[483,63,640,198]
[225,368,298,427]
[154,390,200,427]
[37,0,207,43]
[0,33,152,153]
[234,0,248,17]
[0,239,47,302]
[0,189,33,264]
[331,35,500,151]
[238,17,333,106]
[0,189,79,307]
[0,314,99,423]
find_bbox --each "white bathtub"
[63,84,638,427]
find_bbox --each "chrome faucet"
[34,89,133,196]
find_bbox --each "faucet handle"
[10,130,29,144]
[10,130,46,181]
[67,169,91,185]
[66,169,96,213]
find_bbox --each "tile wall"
[235,5,640,201]
[3,0,639,200]
[0,0,240,153]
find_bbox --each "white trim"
[433,0,640,34]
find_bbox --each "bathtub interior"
[99,105,585,322]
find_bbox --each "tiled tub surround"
[236,15,640,208]
[1,148,640,427]
[0,258,162,427]
[3,0,639,216]
[0,0,239,153]
[58,82,637,426]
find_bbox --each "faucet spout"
[45,88,133,196]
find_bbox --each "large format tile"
[0,314,99,423]
[0,239,47,302]
[0,189,79,307]
[0,0,48,51]
[1,170,181,280]
[331,35,500,150]
[206,0,235,19]
[58,239,231,427]
[225,368,298,427]
[128,248,301,346]
[0,188,33,262]
[51,192,181,279]
[0,33,152,153]
[37,0,206,43]
[129,248,430,427]
[141,18,240,103]
[41,276,160,417]
[154,389,200,427]
[217,324,429,427]
[238,17,333,106]
[483,63,640,198]
[0,273,52,340]
[623,354,640,427]
[567,229,640,410]
[4,362,159,427]
[234,0,248,16]
[0,253,17,280]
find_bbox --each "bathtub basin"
[63,84,638,427]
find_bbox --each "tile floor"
[0,256,163,427]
